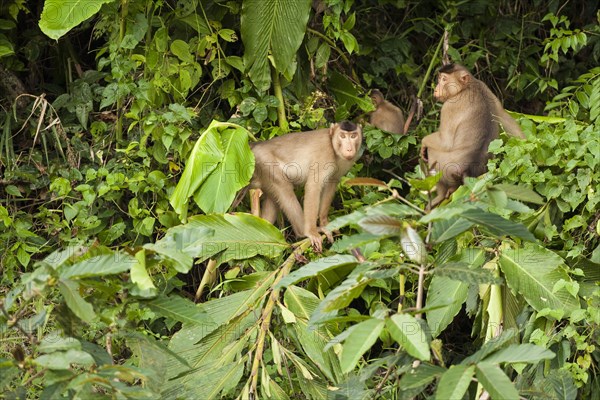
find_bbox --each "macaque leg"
[260,195,278,224]
[317,181,338,243]
[274,182,306,239]
[303,181,323,252]
[250,189,262,217]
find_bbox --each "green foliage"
[1,0,599,399]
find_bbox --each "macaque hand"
[318,226,334,244]
[305,229,323,252]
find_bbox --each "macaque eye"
[351,134,357,138]
[340,133,346,138]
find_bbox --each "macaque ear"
[459,71,471,84]
[329,123,336,136]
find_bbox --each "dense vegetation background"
[0,0,599,398]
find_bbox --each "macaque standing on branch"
[421,63,524,208]
[370,89,405,135]
[250,121,363,251]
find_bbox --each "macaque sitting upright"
[421,63,524,208]
[250,121,363,251]
[369,89,405,135]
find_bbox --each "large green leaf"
[499,243,580,317]
[427,249,485,337]
[386,314,431,361]
[461,208,537,242]
[425,276,468,338]
[193,125,255,213]
[58,279,96,323]
[475,362,520,400]
[284,286,342,382]
[340,318,384,373]
[170,123,223,217]
[170,121,253,217]
[145,295,213,325]
[482,344,555,364]
[435,365,475,400]
[240,0,311,90]
[39,0,115,40]
[276,255,358,288]
[146,213,287,271]
[59,252,135,279]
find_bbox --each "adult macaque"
[421,63,524,208]
[250,121,362,251]
[370,89,405,135]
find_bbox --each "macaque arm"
[318,180,338,228]
[303,179,323,252]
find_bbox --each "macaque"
[421,63,524,208]
[370,89,405,135]
[250,121,362,251]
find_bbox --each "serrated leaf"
[359,215,401,235]
[59,252,135,279]
[499,243,580,317]
[426,275,468,338]
[146,295,212,325]
[461,329,518,364]
[475,362,520,400]
[340,318,384,373]
[276,255,358,288]
[435,365,475,400]
[399,363,446,389]
[386,314,430,360]
[435,262,503,285]
[492,184,544,205]
[461,208,537,242]
[431,217,474,243]
[482,344,555,364]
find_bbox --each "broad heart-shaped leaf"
[386,314,431,361]
[39,0,115,40]
[58,279,96,323]
[275,255,358,288]
[147,213,288,271]
[475,362,520,400]
[435,365,475,400]
[240,0,311,90]
[340,318,384,373]
[193,125,255,213]
[499,243,580,317]
[482,343,555,364]
[170,121,225,218]
[59,252,135,279]
[461,208,537,242]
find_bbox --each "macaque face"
[434,71,469,102]
[332,127,362,161]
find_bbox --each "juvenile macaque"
[370,89,405,135]
[421,63,524,208]
[250,121,362,251]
